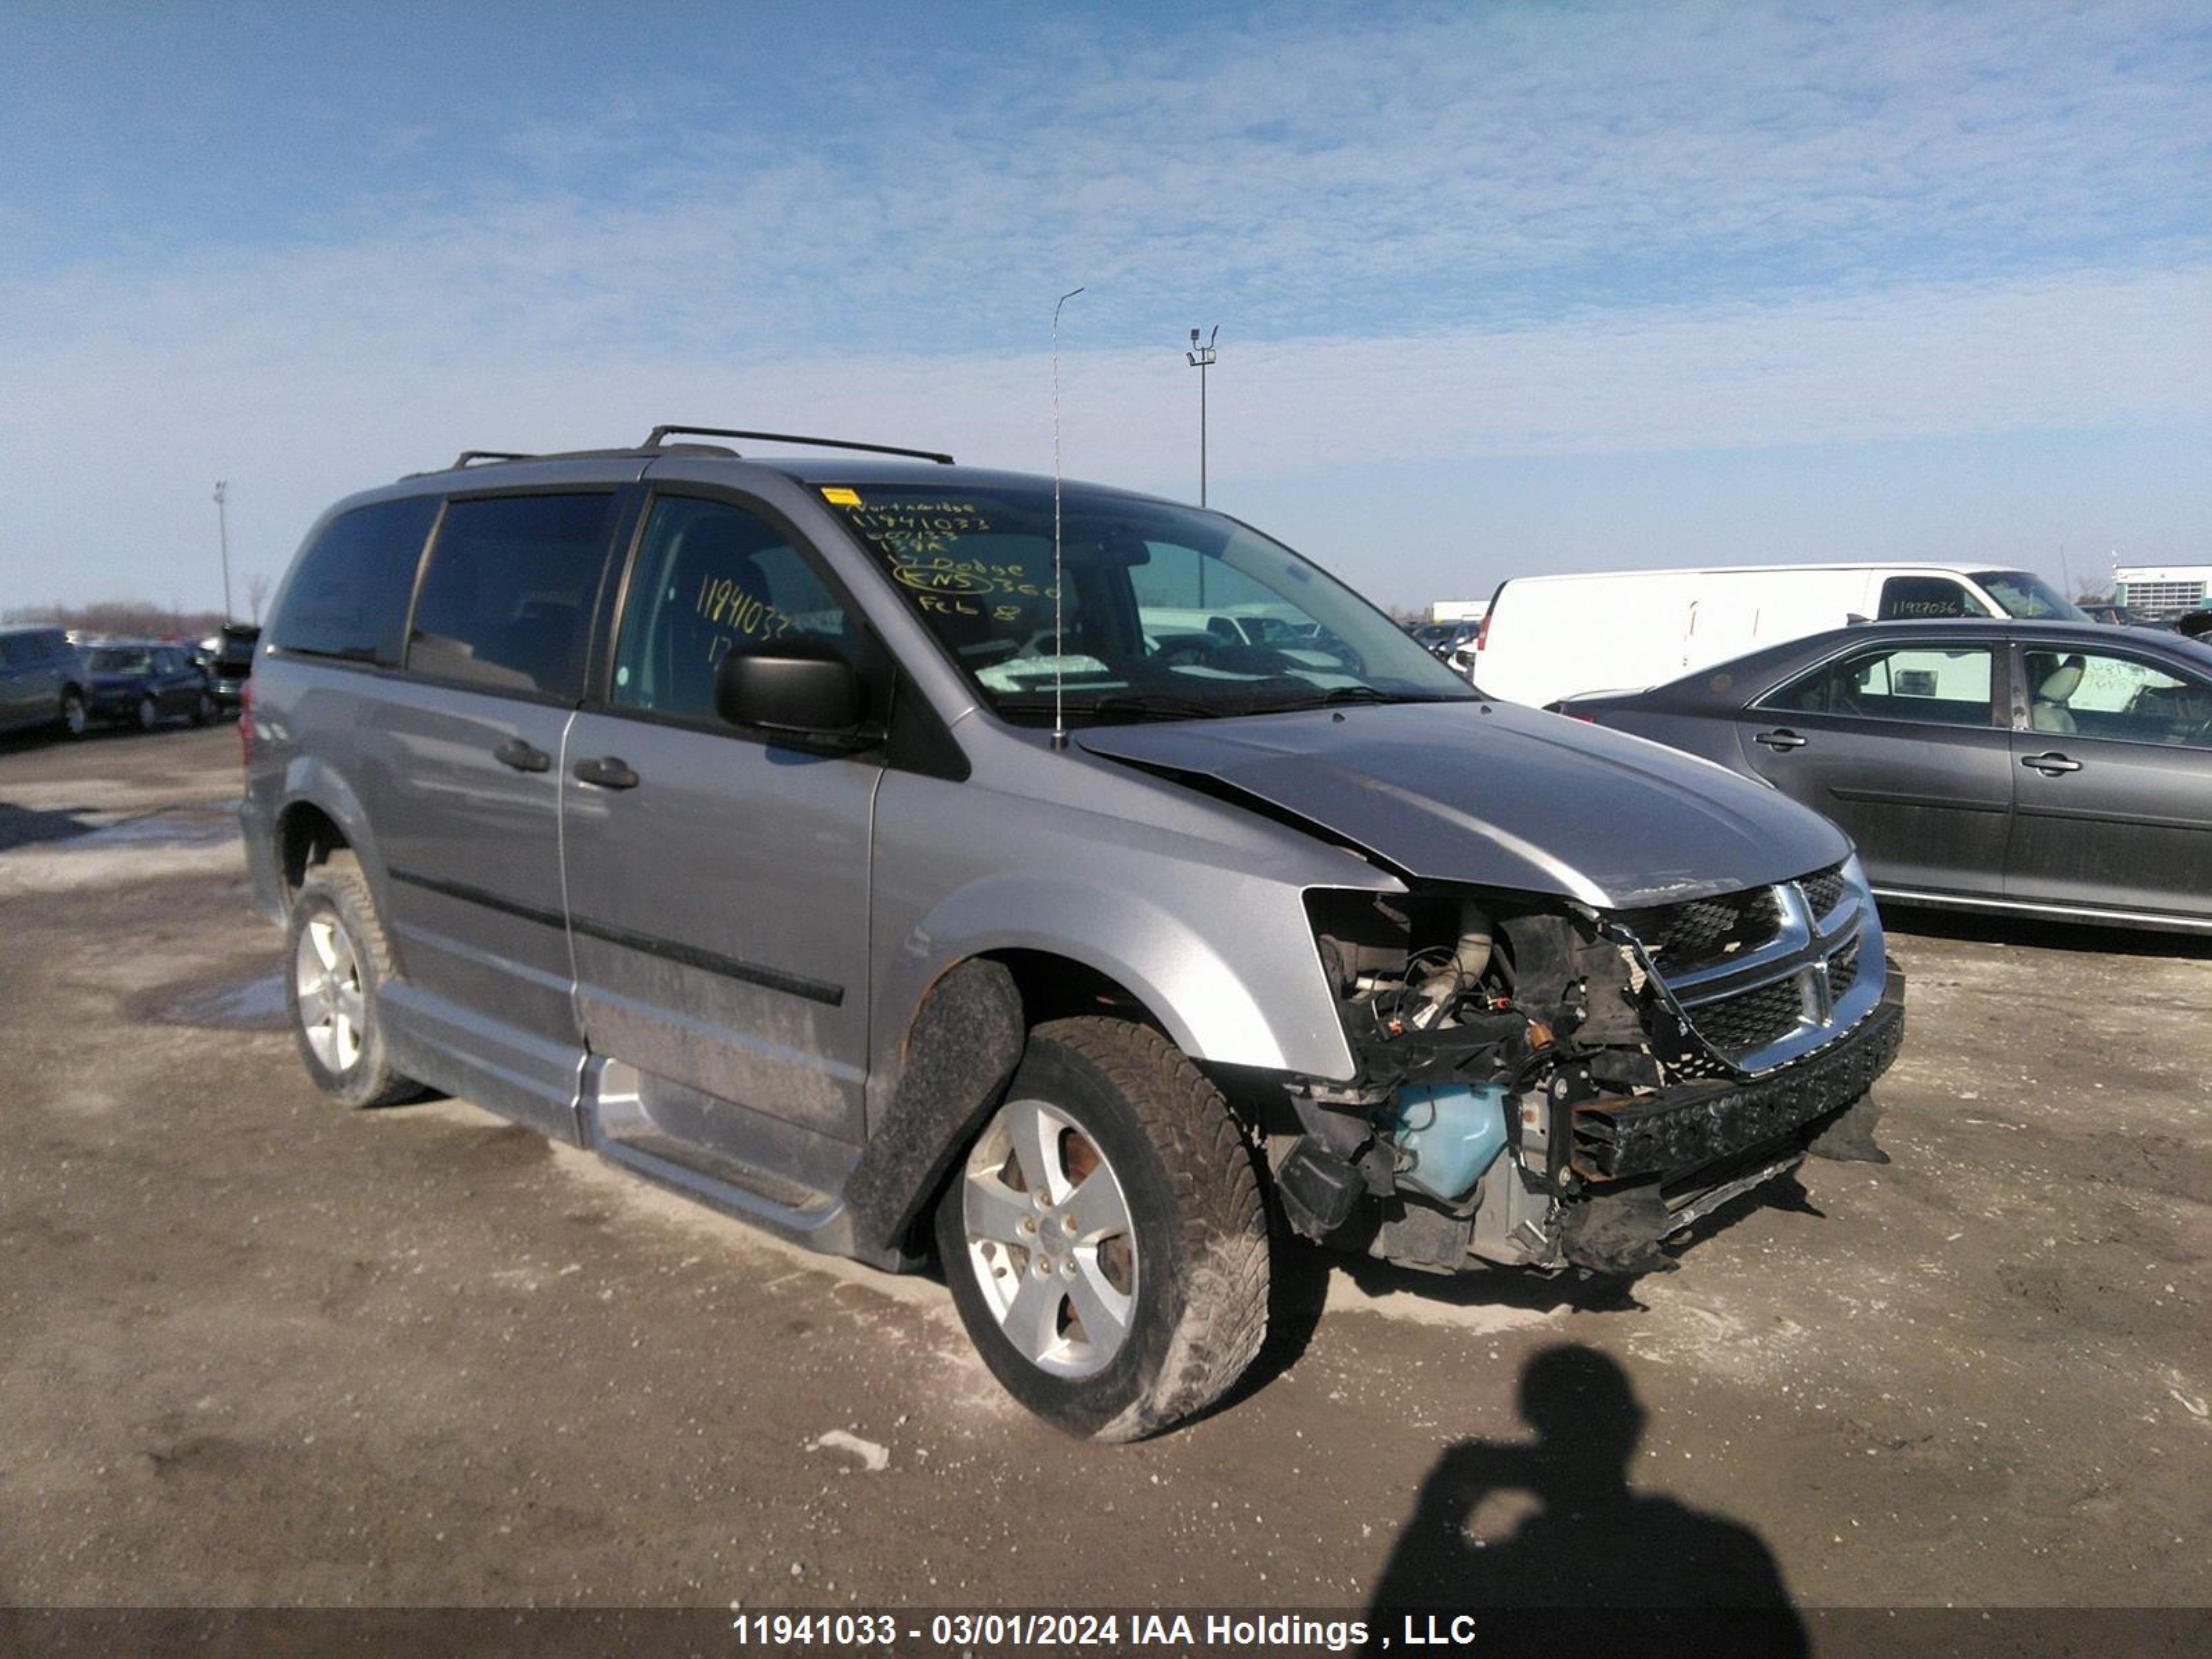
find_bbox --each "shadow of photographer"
[1367,1344,1806,1657]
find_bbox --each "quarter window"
[610,496,856,725]
[407,494,618,699]
[1765,644,1996,727]
[2023,648,2212,747]
[270,496,439,666]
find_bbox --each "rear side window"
[1763,644,1996,726]
[271,497,439,665]
[407,494,618,699]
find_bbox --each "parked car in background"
[2079,601,2141,627]
[82,640,217,730]
[242,426,1900,1438]
[207,622,261,713]
[1409,619,1480,679]
[1559,619,2212,932]
[0,624,88,737]
[1136,606,1358,675]
[1477,562,2086,709]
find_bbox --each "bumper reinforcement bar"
[1571,973,1906,1181]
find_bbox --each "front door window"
[2021,648,2212,747]
[611,496,857,724]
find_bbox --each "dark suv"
[0,625,88,738]
[207,623,261,713]
[244,427,1902,1438]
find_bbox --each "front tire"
[58,690,86,738]
[191,690,215,727]
[285,854,418,1109]
[135,693,159,731]
[935,1017,1269,1441]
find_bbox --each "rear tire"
[285,854,418,1109]
[191,690,215,727]
[935,1016,1270,1441]
[135,693,159,731]
[58,690,86,738]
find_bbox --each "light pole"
[213,481,234,621]
[1185,326,1218,507]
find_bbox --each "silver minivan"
[243,427,1903,1438]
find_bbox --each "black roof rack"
[642,424,953,465]
[450,449,537,468]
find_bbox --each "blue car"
[82,640,217,731]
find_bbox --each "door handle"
[1754,729,1808,751]
[572,755,640,790]
[2022,752,2082,776]
[493,737,552,774]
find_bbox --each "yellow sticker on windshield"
[819,486,862,506]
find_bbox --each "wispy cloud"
[7,254,2203,588]
[1,1,2206,598]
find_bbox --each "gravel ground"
[1,724,2206,1646]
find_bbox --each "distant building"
[2113,564,2211,619]
[1429,599,1489,624]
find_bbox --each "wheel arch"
[276,798,350,897]
[268,760,384,915]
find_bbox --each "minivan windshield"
[1972,570,2088,621]
[821,483,1474,722]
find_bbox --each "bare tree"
[245,570,272,626]
[5,599,229,639]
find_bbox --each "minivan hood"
[1078,701,1848,908]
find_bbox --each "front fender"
[920,876,1291,1057]
[874,868,1358,1099]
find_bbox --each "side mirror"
[713,641,865,738]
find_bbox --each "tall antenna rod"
[1051,286,1085,752]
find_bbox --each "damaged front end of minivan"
[1275,859,1904,1277]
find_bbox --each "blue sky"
[2,0,2207,614]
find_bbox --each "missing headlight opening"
[1285,867,1902,1279]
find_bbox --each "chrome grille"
[1800,865,1847,920]
[1686,977,1807,1055]
[1615,862,1879,1077]
[1829,938,1862,1001]
[1618,888,1781,973]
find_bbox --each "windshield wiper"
[997,691,1230,723]
[1242,686,1459,713]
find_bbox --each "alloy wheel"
[959,1096,1138,1378]
[294,915,368,1074]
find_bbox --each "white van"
[1473,562,2083,708]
